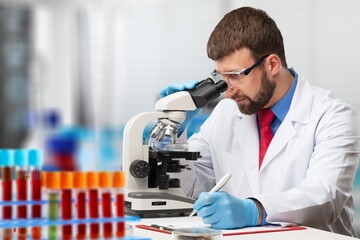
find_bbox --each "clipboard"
[135,224,306,236]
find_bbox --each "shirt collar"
[271,68,298,122]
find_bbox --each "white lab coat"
[179,76,360,236]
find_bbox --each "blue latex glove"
[159,80,199,98]
[193,192,259,229]
[159,80,200,134]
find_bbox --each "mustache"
[232,95,251,101]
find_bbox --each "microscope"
[123,78,227,217]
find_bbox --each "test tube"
[113,171,125,238]
[74,172,87,240]
[87,172,100,239]
[60,172,74,240]
[41,171,47,188]
[1,150,14,240]
[28,149,42,239]
[14,149,29,240]
[99,172,113,238]
[46,172,60,240]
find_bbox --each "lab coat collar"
[260,75,312,171]
[287,75,312,125]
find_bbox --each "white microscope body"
[122,79,227,217]
[122,92,199,217]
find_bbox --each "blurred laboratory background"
[0,0,359,234]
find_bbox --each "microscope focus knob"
[130,160,150,178]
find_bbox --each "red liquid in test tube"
[29,149,42,239]
[113,171,125,238]
[116,193,125,236]
[99,172,113,238]
[60,172,74,240]
[14,149,28,240]
[87,172,100,239]
[76,191,86,238]
[74,172,87,240]
[1,150,14,240]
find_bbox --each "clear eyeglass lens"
[228,72,242,81]
[211,71,243,89]
[223,74,241,89]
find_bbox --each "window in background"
[0,4,31,148]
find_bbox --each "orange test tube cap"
[41,171,47,187]
[99,172,112,188]
[87,171,99,188]
[113,171,125,188]
[46,172,60,189]
[74,172,87,189]
[60,171,74,189]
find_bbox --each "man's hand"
[159,80,199,98]
[193,192,259,229]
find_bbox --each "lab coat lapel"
[259,76,312,172]
[236,112,260,194]
[260,119,296,171]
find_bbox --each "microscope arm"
[123,111,186,190]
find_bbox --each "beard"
[234,70,276,115]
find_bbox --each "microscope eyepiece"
[186,78,228,108]
[215,79,228,93]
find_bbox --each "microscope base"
[125,191,195,218]
[125,207,193,218]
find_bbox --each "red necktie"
[258,108,275,168]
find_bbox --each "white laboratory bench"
[130,216,357,240]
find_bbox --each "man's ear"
[266,54,281,76]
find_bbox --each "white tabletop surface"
[129,216,357,240]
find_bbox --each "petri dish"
[172,228,223,240]
[126,224,134,235]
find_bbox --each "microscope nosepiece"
[150,121,166,138]
[150,118,180,143]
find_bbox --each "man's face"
[215,49,275,115]
[231,70,275,114]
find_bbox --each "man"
[160,7,359,237]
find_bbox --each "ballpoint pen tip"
[189,210,196,217]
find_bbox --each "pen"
[150,224,175,231]
[189,172,232,217]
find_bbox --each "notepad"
[136,222,306,237]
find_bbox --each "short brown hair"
[207,7,287,67]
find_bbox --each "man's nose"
[225,87,237,98]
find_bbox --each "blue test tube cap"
[0,149,14,166]
[28,149,42,167]
[46,135,77,154]
[14,149,28,167]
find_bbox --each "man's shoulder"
[299,77,351,110]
